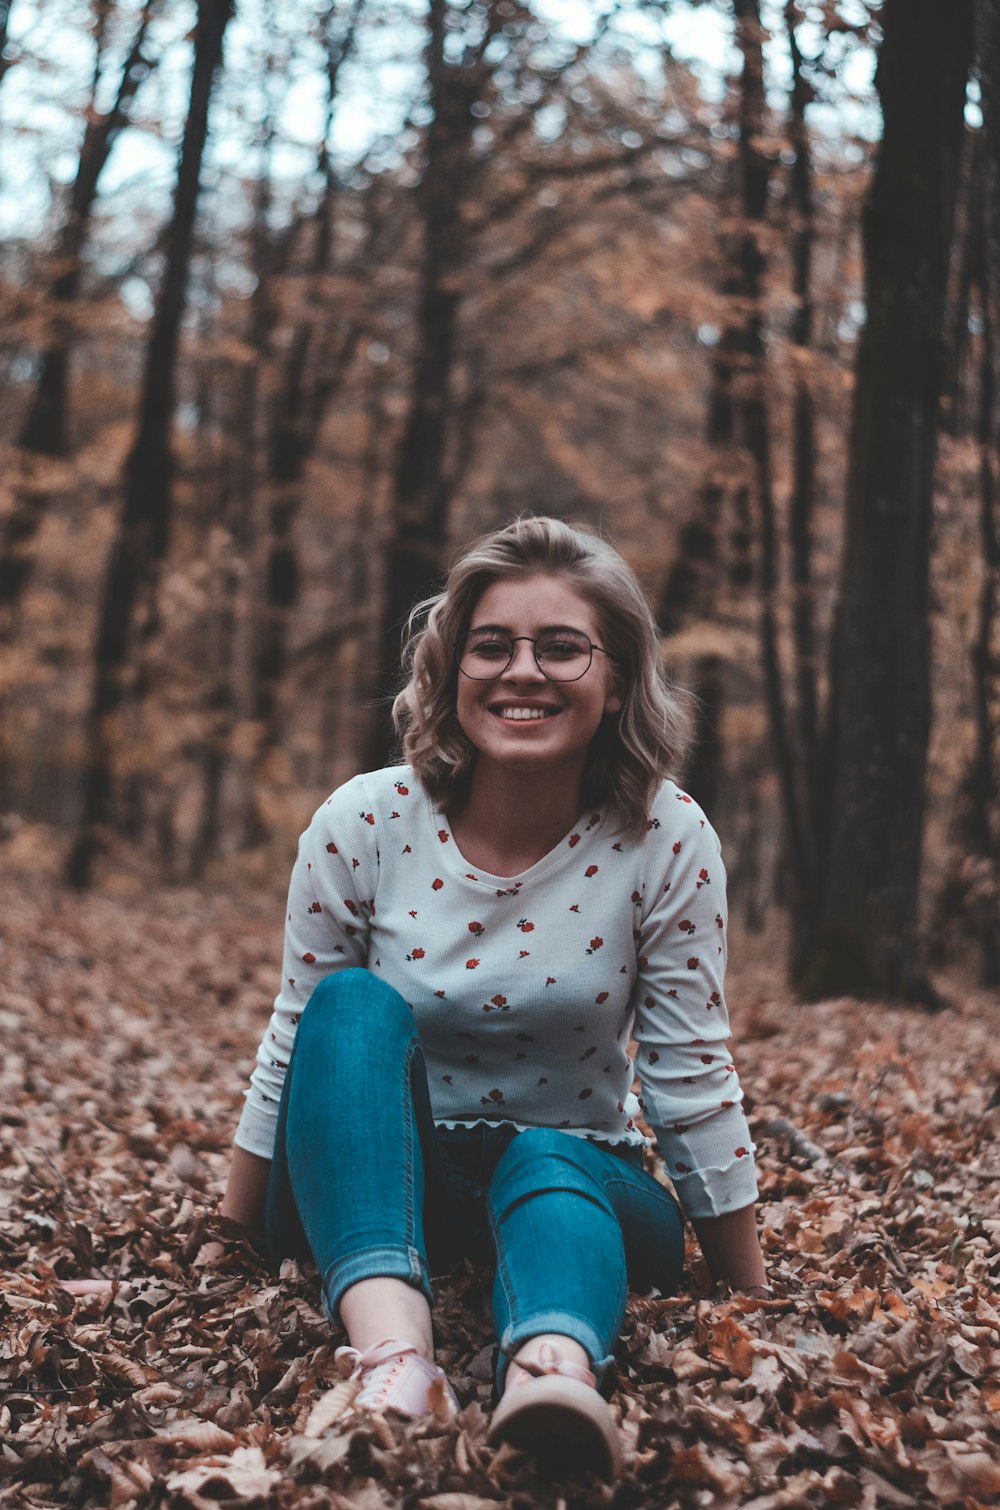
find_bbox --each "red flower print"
[707,991,721,1009]
[407,947,425,961]
[491,994,507,1007]
[678,793,692,804]
[309,902,322,914]
[667,987,678,998]
[716,913,724,929]
[438,829,449,843]
[403,844,412,854]
[288,977,295,987]
[435,990,446,998]
[326,841,338,854]
[468,921,484,935]
[568,833,580,847]
[362,812,375,825]
[595,991,609,1004]
[578,1088,593,1099]
[648,1050,660,1063]
[612,841,623,852]
[408,910,417,918]
[302,952,316,964]
[735,1146,749,1158]
[676,1161,691,1173]
[569,904,580,913]
[644,995,654,1009]
[585,864,599,877]
[587,936,603,954]
[672,841,682,855]
[344,898,359,916]
[482,1088,505,1104]
[700,1053,714,1064]
[519,949,530,958]
[442,1074,452,1084]
[344,925,357,937]
[545,976,556,986]
[517,919,534,932]
[395,781,409,796]
[679,919,695,934]
[466,958,480,969]
[673,1121,689,1133]
[432,878,443,890]
[631,890,642,905]
[617,1101,624,1112]
[687,957,699,969]
[351,857,360,869]
[721,1098,734,1107]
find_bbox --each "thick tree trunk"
[795,0,973,1001]
[67,0,234,888]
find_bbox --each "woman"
[217,516,766,1474]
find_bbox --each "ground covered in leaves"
[2,875,1000,1509]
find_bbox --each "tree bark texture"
[796,0,974,1000]
[68,0,234,888]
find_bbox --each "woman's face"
[454,572,621,789]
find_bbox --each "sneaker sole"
[487,1375,620,1477]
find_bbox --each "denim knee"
[295,968,413,1051]
[489,1127,610,1210]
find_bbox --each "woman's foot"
[302,1338,457,1436]
[487,1342,621,1478]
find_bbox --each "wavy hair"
[391,516,693,835]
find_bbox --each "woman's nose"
[503,640,544,677]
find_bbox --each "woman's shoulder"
[646,778,721,852]
[315,765,423,820]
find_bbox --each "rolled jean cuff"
[498,1312,615,1394]
[321,1243,433,1324]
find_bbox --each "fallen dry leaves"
[2,879,999,1508]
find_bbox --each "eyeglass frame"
[456,629,618,683]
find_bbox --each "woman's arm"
[219,1145,272,1238]
[690,1202,767,1292]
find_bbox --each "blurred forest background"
[0,0,997,1003]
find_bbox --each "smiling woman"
[215,516,766,1477]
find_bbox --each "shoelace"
[334,1340,421,1410]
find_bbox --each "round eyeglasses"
[457,629,615,683]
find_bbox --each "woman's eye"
[470,640,510,658]
[541,639,585,659]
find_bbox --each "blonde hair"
[391,516,693,835]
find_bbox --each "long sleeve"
[632,795,758,1219]
[234,778,378,1158]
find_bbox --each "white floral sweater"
[236,766,759,1220]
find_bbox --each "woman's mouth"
[490,705,560,721]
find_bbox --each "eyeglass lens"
[459,630,594,681]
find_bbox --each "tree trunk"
[784,0,823,966]
[20,2,159,460]
[795,0,974,1001]
[67,0,234,888]
[368,0,497,766]
[971,0,1000,982]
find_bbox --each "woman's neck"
[448,762,584,875]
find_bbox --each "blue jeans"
[265,969,685,1389]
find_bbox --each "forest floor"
[2,874,1000,1510]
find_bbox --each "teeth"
[498,707,554,720]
